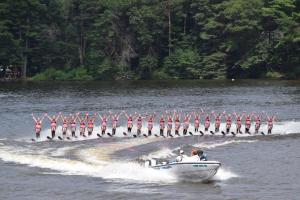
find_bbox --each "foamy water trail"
[194,140,257,149]
[141,147,176,160]
[4,121,297,184]
[50,146,80,157]
[213,168,238,181]
[0,145,176,183]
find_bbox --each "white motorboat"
[146,160,221,181]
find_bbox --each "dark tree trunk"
[183,14,187,35]
[22,37,28,78]
[168,2,171,56]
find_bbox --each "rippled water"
[0,80,300,200]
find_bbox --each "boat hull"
[152,161,221,182]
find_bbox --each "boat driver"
[197,149,207,161]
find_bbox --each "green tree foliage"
[0,0,299,80]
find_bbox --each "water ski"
[58,136,63,140]
[231,132,236,136]
[189,132,193,136]
[107,133,113,137]
[210,131,215,135]
[123,132,127,136]
[221,131,226,136]
[47,136,53,141]
[261,132,265,135]
[97,133,102,138]
[200,131,204,136]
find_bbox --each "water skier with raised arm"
[193,112,200,133]
[46,113,60,138]
[125,111,135,134]
[147,113,156,136]
[213,112,222,133]
[234,112,245,134]
[70,113,79,137]
[109,111,123,136]
[174,111,181,136]
[159,114,166,136]
[87,113,96,136]
[245,112,254,134]
[31,113,46,139]
[183,113,191,135]
[98,113,108,136]
[266,113,276,134]
[254,113,262,134]
[224,113,233,134]
[60,114,69,138]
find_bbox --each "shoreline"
[1,77,299,82]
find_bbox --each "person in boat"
[98,113,108,136]
[174,112,181,136]
[78,113,88,137]
[224,112,232,134]
[70,113,79,137]
[197,149,207,161]
[147,113,156,136]
[31,113,46,139]
[245,113,254,134]
[254,113,262,134]
[109,111,123,135]
[125,111,135,134]
[266,114,276,134]
[60,114,69,138]
[181,149,208,162]
[182,150,200,162]
[175,149,187,162]
[45,113,60,138]
[183,113,191,135]
[193,112,200,133]
[159,114,165,136]
[212,112,222,132]
[234,112,244,134]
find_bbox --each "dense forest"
[0,0,299,80]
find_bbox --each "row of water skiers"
[31,110,276,139]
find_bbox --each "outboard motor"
[150,159,157,166]
[144,159,157,167]
[145,160,151,167]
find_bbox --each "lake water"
[0,80,300,200]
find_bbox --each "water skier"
[31,113,46,139]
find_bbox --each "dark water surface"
[0,80,300,200]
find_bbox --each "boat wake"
[213,168,239,181]
[194,140,257,149]
[2,120,299,183]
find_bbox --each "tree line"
[0,0,299,80]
